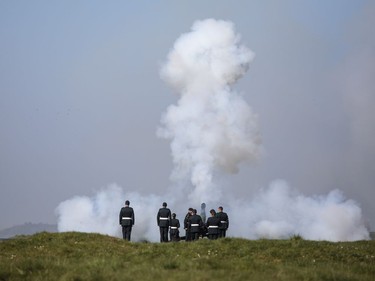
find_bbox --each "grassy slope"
[0,232,374,281]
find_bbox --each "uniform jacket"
[170,218,180,228]
[119,206,135,226]
[169,218,180,236]
[157,207,171,227]
[216,211,229,230]
[206,216,221,234]
[188,214,203,233]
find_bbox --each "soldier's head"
[210,209,216,216]
[172,213,176,219]
[218,206,223,212]
[188,207,193,214]
[125,200,130,206]
[192,209,197,215]
[162,202,167,207]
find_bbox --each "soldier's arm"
[184,215,188,229]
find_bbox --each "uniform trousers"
[160,227,169,242]
[122,226,132,241]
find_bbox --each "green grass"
[0,232,374,281]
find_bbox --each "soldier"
[188,209,203,241]
[157,202,171,242]
[216,206,229,238]
[169,213,180,242]
[206,209,220,240]
[119,200,135,241]
[184,207,193,241]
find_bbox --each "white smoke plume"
[231,180,369,241]
[56,184,163,241]
[55,19,369,242]
[158,19,261,204]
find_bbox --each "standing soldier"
[217,206,229,238]
[188,209,203,241]
[184,207,193,241]
[169,213,180,242]
[157,202,171,242]
[206,209,220,240]
[119,200,135,241]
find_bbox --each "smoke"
[231,180,369,241]
[56,184,163,241]
[157,19,261,204]
[55,180,369,242]
[55,19,370,242]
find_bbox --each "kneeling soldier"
[169,213,180,242]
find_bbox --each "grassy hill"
[0,232,374,281]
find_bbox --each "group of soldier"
[119,200,229,242]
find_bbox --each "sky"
[1,0,374,237]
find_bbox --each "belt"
[122,217,132,220]
[220,221,227,223]
[170,226,178,229]
[208,226,219,228]
[191,224,199,227]
[159,217,169,220]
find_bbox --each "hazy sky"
[1,0,374,232]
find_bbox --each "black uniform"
[184,211,192,241]
[169,218,180,242]
[157,207,171,242]
[188,214,203,241]
[206,216,220,240]
[216,211,229,238]
[119,206,135,241]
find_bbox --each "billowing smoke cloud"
[56,19,369,242]
[232,180,369,241]
[158,19,261,204]
[56,184,163,241]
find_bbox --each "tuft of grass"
[290,234,304,240]
[0,232,374,280]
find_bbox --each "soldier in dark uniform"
[169,213,180,242]
[184,207,193,241]
[157,202,171,242]
[206,209,220,240]
[188,209,203,241]
[216,206,229,238]
[119,200,135,241]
